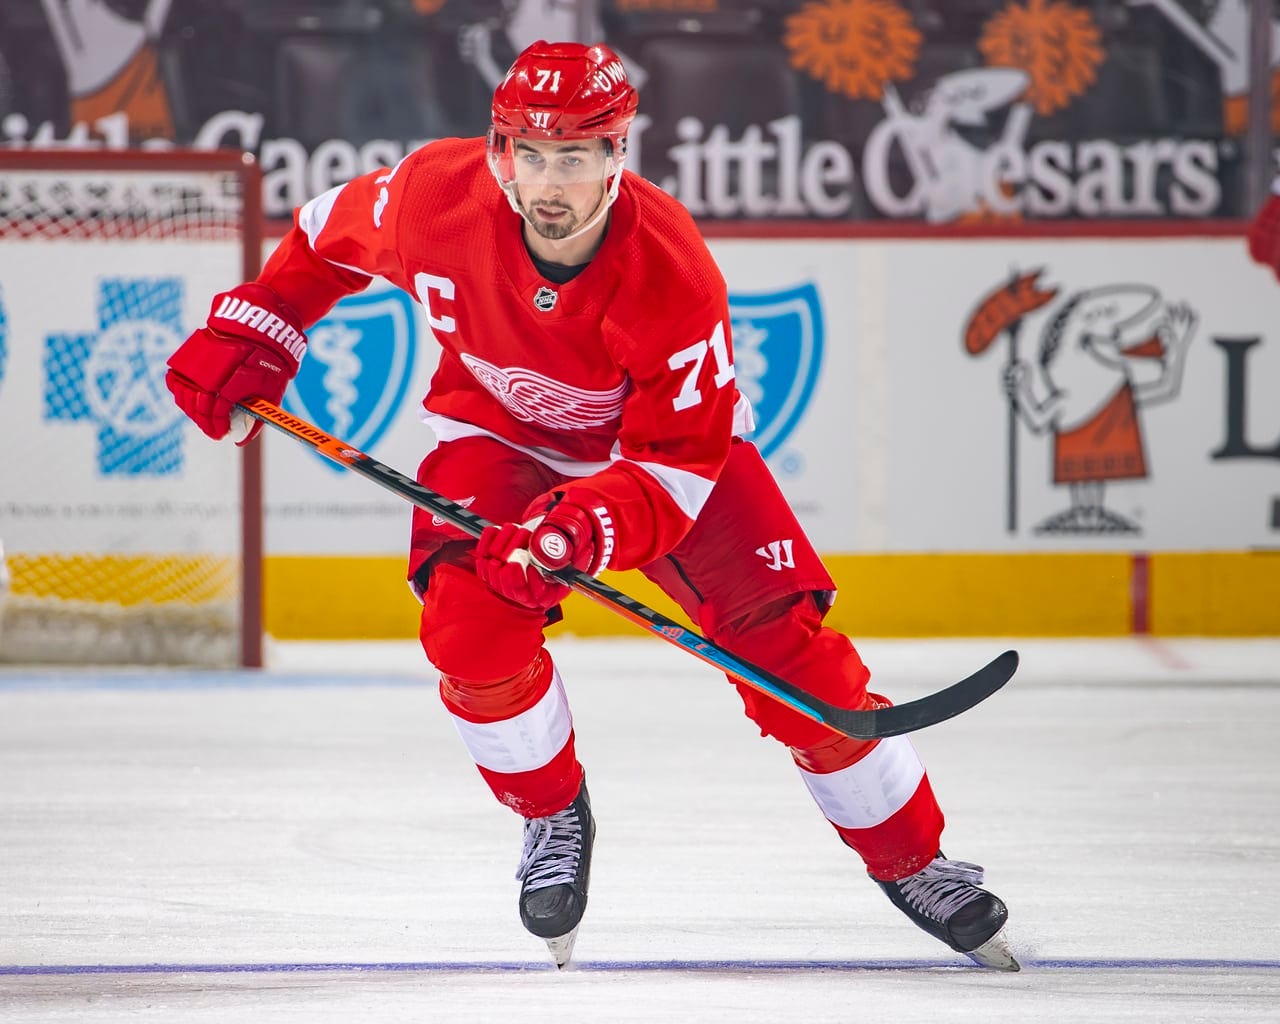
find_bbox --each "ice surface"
[2,636,1278,1022]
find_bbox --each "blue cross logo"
[44,278,187,475]
[729,281,825,461]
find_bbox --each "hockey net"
[0,150,263,667]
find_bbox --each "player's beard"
[520,183,607,241]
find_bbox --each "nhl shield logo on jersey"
[728,282,824,460]
[282,286,418,472]
[43,277,187,475]
[532,286,558,312]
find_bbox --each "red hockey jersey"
[258,137,751,570]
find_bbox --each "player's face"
[511,138,612,241]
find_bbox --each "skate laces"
[896,857,987,923]
[515,804,584,892]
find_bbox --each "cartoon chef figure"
[1003,284,1196,534]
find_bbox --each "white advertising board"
[876,236,1280,551]
[711,234,1280,552]
[258,233,1280,558]
[0,241,244,556]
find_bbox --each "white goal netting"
[0,150,262,667]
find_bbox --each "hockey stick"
[237,397,1017,739]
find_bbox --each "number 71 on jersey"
[668,320,734,411]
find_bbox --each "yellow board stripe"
[1149,550,1280,636]
[262,552,1280,640]
[264,555,420,640]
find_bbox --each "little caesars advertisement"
[3,0,1274,221]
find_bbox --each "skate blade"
[545,925,581,969]
[963,928,1020,972]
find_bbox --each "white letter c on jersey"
[414,272,456,333]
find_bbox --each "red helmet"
[490,40,639,145]
[487,41,639,235]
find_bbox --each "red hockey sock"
[440,650,583,819]
[716,595,943,880]
[421,561,582,818]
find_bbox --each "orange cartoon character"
[40,0,174,144]
[1001,285,1196,534]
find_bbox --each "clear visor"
[487,129,623,187]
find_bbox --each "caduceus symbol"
[309,321,362,438]
[963,269,1059,533]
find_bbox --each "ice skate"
[516,780,595,968]
[874,853,1020,971]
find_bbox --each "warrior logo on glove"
[165,282,308,446]
[536,531,569,564]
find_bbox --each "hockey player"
[165,40,1017,971]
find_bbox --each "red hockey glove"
[1247,192,1280,279]
[166,282,308,445]
[474,491,613,609]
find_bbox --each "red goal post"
[0,149,263,667]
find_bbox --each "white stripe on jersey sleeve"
[297,184,374,279]
[613,450,716,522]
[733,391,756,435]
[796,736,926,830]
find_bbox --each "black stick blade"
[825,650,1019,739]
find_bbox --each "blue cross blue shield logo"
[728,282,824,460]
[44,278,187,475]
[283,286,417,471]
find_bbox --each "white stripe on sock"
[797,735,925,830]
[449,665,572,775]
